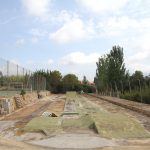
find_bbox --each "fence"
[96,78,150,104]
[0,58,46,97]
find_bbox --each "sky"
[0,0,150,81]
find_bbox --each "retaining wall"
[0,91,51,115]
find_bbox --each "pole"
[128,80,131,93]
[138,79,142,103]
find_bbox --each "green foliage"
[95,55,108,92]
[32,70,62,93]
[95,45,127,93]
[62,74,79,92]
[82,76,88,84]
[82,84,96,93]
[120,87,150,104]
[49,70,62,93]
[20,89,26,96]
[107,46,126,85]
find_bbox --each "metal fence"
[0,58,46,97]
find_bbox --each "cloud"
[98,16,150,38]
[98,16,139,37]
[49,17,95,44]
[125,34,150,74]
[76,0,129,14]
[16,38,25,46]
[60,52,100,65]
[29,28,48,43]
[22,0,51,20]
[29,28,48,37]
[48,59,54,64]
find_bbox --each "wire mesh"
[0,58,46,97]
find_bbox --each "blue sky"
[0,0,150,81]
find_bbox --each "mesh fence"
[0,58,46,97]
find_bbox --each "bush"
[82,84,96,93]
[20,89,26,96]
[120,87,150,104]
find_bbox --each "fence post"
[120,80,123,94]
[128,80,131,93]
[138,79,143,103]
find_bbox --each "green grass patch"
[66,91,77,100]
[24,117,61,135]
[93,112,150,139]
[62,115,95,130]
[75,96,150,139]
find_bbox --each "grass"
[0,90,31,97]
[24,117,61,135]
[66,91,77,100]
[24,93,150,139]
[93,112,150,139]
[62,115,95,130]
[75,95,150,139]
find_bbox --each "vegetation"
[24,117,61,135]
[95,45,127,93]
[24,92,150,139]
[20,89,26,96]
[32,71,96,93]
[95,45,150,104]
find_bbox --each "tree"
[95,55,108,93]
[107,46,126,90]
[62,74,79,92]
[49,70,62,92]
[130,70,144,90]
[82,76,88,84]
[95,45,127,93]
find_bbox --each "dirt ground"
[0,94,150,150]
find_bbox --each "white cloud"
[49,17,95,44]
[22,0,51,20]
[60,52,100,65]
[98,16,150,37]
[48,59,54,64]
[29,28,48,43]
[29,28,48,37]
[16,38,25,46]
[125,34,150,74]
[99,16,139,36]
[77,0,129,14]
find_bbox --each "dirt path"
[0,95,65,140]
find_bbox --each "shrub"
[20,89,26,96]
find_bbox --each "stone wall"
[0,91,51,115]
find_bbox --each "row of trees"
[33,70,96,93]
[94,45,150,104]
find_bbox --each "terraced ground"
[0,92,150,150]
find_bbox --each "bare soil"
[0,94,150,150]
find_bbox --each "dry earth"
[0,94,150,150]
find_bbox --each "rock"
[42,112,57,117]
